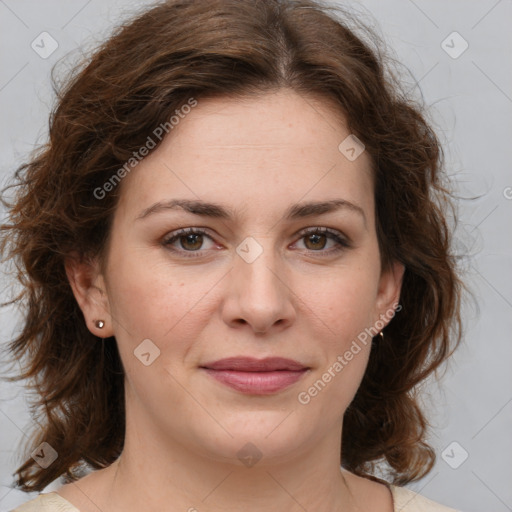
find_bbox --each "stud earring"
[95,320,105,329]
[379,331,384,339]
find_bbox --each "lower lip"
[202,369,308,394]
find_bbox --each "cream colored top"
[11,486,461,511]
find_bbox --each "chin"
[190,411,316,467]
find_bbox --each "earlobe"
[64,252,113,337]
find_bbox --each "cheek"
[305,263,380,345]
[298,280,375,419]
[295,260,379,408]
[102,255,229,444]
[105,256,217,407]
[105,248,218,352]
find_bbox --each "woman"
[1,0,464,510]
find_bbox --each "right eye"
[162,227,219,257]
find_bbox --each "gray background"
[0,1,511,511]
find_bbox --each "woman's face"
[78,89,403,465]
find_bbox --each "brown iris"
[304,233,327,250]
[180,233,204,251]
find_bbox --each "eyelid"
[293,226,351,253]
[161,227,218,250]
[296,226,350,242]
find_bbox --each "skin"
[63,89,404,512]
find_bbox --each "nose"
[221,238,296,334]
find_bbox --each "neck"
[94,415,359,512]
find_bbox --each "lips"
[200,357,309,395]
[201,357,307,372]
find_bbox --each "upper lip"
[200,357,308,372]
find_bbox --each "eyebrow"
[136,198,367,227]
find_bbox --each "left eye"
[162,227,350,257]
[294,227,349,252]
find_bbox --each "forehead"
[114,90,375,224]
[165,90,365,158]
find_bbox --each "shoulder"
[390,485,461,512]
[10,492,80,512]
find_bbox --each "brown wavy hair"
[0,0,463,492]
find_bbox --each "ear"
[64,252,114,338]
[374,260,405,327]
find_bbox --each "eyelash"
[161,227,351,258]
